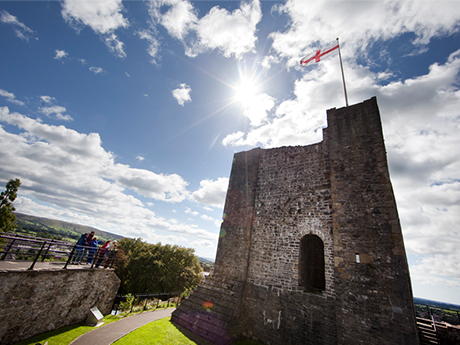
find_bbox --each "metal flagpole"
[337,38,349,106]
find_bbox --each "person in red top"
[95,240,111,268]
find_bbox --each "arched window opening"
[299,235,325,293]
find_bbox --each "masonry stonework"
[172,97,419,345]
[0,268,120,344]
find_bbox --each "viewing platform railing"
[112,292,184,314]
[0,232,117,270]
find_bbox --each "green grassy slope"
[14,213,124,242]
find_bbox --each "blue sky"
[1,0,460,304]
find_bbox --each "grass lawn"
[113,317,196,345]
[13,314,121,345]
[113,317,264,345]
[14,311,264,345]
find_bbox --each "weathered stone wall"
[215,148,261,282]
[173,97,419,345]
[0,268,120,344]
[239,143,337,345]
[247,144,333,294]
[325,98,418,344]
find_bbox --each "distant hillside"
[198,257,215,264]
[198,256,214,273]
[14,213,124,242]
[414,297,460,325]
[414,297,460,310]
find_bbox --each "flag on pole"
[300,38,349,106]
[300,41,339,66]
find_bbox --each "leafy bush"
[119,294,134,311]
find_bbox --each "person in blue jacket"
[71,233,87,265]
[86,236,99,265]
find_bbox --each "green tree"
[0,178,21,233]
[115,238,203,294]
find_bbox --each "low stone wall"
[0,268,120,344]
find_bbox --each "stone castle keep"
[172,97,419,344]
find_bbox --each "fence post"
[130,293,136,313]
[108,250,117,268]
[90,248,99,269]
[41,240,54,262]
[1,238,16,260]
[64,244,77,269]
[28,241,47,270]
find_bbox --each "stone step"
[200,278,244,292]
[172,278,244,344]
[172,309,232,345]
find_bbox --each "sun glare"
[234,78,258,107]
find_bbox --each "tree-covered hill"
[14,212,123,242]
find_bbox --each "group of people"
[70,231,118,268]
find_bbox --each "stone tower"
[172,97,419,345]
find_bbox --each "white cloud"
[40,96,56,104]
[190,239,215,248]
[146,0,262,59]
[222,131,245,147]
[201,214,221,228]
[61,0,128,34]
[191,177,228,208]
[104,33,126,59]
[0,10,36,41]
[107,164,190,203]
[266,0,460,68]
[240,93,275,127]
[61,0,128,58]
[89,66,105,74]
[190,0,262,58]
[185,207,199,216]
[54,50,68,60]
[136,155,145,161]
[0,107,191,203]
[0,107,217,242]
[0,89,25,106]
[40,105,73,121]
[137,29,161,64]
[172,83,192,106]
[153,0,197,41]
[411,252,460,280]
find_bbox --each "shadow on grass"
[171,319,264,345]
[14,309,264,345]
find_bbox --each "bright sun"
[234,78,258,107]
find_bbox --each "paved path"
[70,308,175,345]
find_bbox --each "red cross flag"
[300,41,339,66]
[300,38,349,106]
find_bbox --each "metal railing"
[112,292,184,314]
[0,232,117,270]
